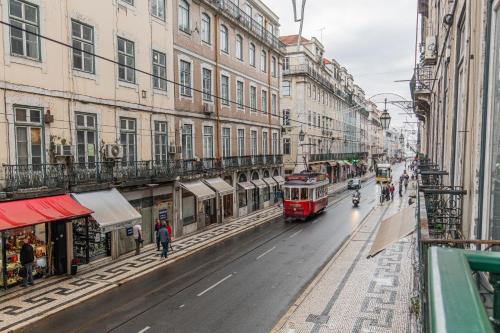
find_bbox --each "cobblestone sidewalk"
[273,186,418,333]
[0,206,282,332]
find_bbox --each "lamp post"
[380,98,392,130]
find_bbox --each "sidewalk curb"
[270,205,377,333]
[6,209,283,333]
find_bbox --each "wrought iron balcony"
[3,163,66,192]
[2,155,284,195]
[309,152,367,163]
[283,64,337,95]
[210,0,284,53]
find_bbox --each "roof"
[280,34,311,45]
[323,58,332,65]
[0,195,93,232]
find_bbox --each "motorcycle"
[352,194,360,208]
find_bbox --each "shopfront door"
[252,189,259,211]
[51,221,67,275]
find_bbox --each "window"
[117,37,135,83]
[9,0,40,60]
[262,131,268,155]
[76,113,97,165]
[271,56,277,77]
[153,50,167,90]
[14,106,43,165]
[180,60,192,96]
[182,124,193,159]
[178,0,190,33]
[283,109,290,126]
[260,50,267,72]
[220,25,228,53]
[271,93,277,115]
[237,129,245,156]
[120,118,137,165]
[245,4,252,17]
[237,80,244,109]
[282,80,291,96]
[283,138,291,155]
[251,130,257,156]
[151,0,165,20]
[222,127,231,157]
[238,173,248,208]
[221,74,229,105]
[261,90,267,114]
[236,35,243,60]
[201,13,211,43]
[122,0,134,4]
[272,132,278,154]
[249,43,256,67]
[72,20,94,73]
[154,121,168,163]
[283,57,289,71]
[202,68,212,101]
[203,126,214,158]
[250,86,257,112]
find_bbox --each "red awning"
[0,194,93,232]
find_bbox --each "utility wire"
[0,20,375,142]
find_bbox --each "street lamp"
[399,133,404,145]
[299,127,305,142]
[380,98,392,130]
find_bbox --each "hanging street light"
[399,132,405,144]
[380,98,392,130]
[299,127,305,142]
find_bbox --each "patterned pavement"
[274,186,418,333]
[0,206,282,332]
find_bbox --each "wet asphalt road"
[19,177,381,333]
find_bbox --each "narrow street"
[18,172,390,333]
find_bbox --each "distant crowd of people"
[377,170,411,204]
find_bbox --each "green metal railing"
[427,247,500,333]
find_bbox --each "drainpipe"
[215,15,221,160]
[477,0,493,242]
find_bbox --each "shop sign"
[159,209,168,220]
[126,227,133,236]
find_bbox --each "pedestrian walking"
[158,223,170,258]
[399,181,403,197]
[20,239,34,287]
[404,175,409,191]
[390,183,395,201]
[133,223,143,255]
[166,221,174,252]
[154,219,161,251]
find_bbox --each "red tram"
[283,172,329,220]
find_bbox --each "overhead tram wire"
[0,20,371,140]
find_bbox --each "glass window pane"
[30,127,41,144]
[15,108,27,122]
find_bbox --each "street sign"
[126,227,133,236]
[159,209,168,221]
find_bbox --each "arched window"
[236,34,243,60]
[178,0,190,33]
[249,43,256,66]
[201,13,211,43]
[220,24,228,52]
[239,173,247,182]
[260,50,267,72]
[273,169,279,177]
[251,171,259,180]
[263,170,270,178]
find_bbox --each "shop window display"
[73,218,110,264]
[3,225,47,287]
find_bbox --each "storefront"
[203,178,235,223]
[0,195,92,288]
[263,177,278,206]
[237,174,255,217]
[71,188,142,259]
[179,180,216,233]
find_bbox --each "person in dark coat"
[20,239,34,287]
[154,219,161,251]
[158,223,170,259]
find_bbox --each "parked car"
[348,178,361,190]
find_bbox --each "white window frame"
[261,89,268,114]
[282,80,291,96]
[260,50,267,72]
[220,24,228,53]
[151,0,165,21]
[249,43,256,67]
[72,20,94,74]
[201,13,211,44]
[237,128,245,156]
[202,67,212,101]
[236,80,244,110]
[221,74,230,106]
[236,34,243,60]
[117,37,135,83]
[152,50,168,90]
[203,125,214,158]
[222,127,231,157]
[9,0,41,60]
[271,93,277,115]
[250,85,257,113]
[179,0,190,33]
[154,120,168,163]
[179,59,193,97]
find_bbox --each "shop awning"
[251,179,267,189]
[344,160,352,166]
[273,176,285,185]
[238,182,255,190]
[368,205,416,257]
[263,178,278,187]
[72,188,141,232]
[180,180,216,201]
[0,195,93,232]
[337,161,345,166]
[203,178,234,196]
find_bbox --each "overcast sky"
[266,0,417,129]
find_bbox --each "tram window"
[301,188,308,200]
[285,187,291,200]
[291,188,300,200]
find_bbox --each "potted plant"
[71,258,80,275]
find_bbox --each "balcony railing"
[283,64,338,95]
[2,155,283,193]
[212,0,285,52]
[309,152,368,163]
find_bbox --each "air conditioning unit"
[424,35,437,65]
[55,144,74,157]
[203,103,215,115]
[105,144,123,159]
